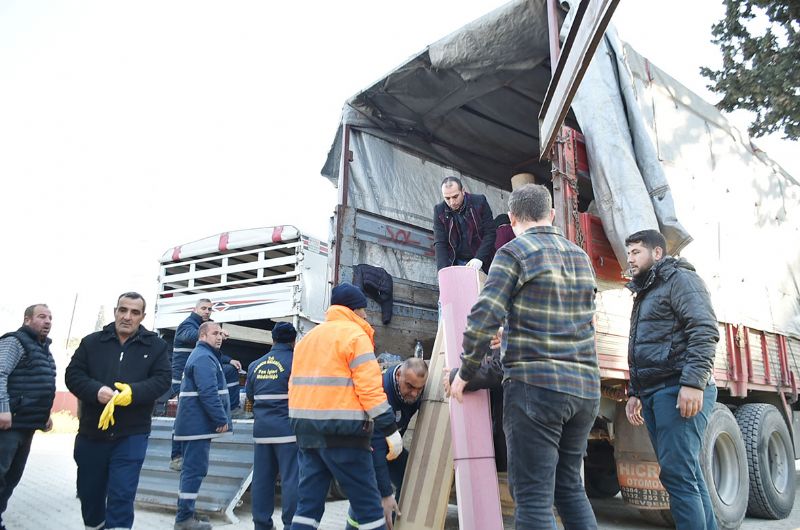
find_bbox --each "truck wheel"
[735,403,795,519]
[702,403,748,529]
[584,441,620,498]
[638,509,674,527]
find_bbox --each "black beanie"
[331,283,368,311]
[272,322,297,343]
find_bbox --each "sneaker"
[174,515,212,529]
[170,456,183,472]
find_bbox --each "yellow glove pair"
[98,383,133,431]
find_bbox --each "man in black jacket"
[624,230,719,530]
[433,176,495,274]
[66,292,171,530]
[0,304,56,530]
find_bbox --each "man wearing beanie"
[289,283,402,530]
[246,322,299,530]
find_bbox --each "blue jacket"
[173,313,232,382]
[371,365,422,497]
[246,342,295,444]
[173,341,232,441]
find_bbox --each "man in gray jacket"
[624,229,719,530]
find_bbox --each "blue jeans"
[74,433,149,529]
[291,447,385,530]
[176,439,211,523]
[0,430,34,522]
[253,442,299,530]
[503,380,599,530]
[641,384,718,530]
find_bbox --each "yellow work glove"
[386,431,403,461]
[113,382,132,406]
[98,399,116,430]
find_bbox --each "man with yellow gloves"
[66,292,171,530]
[289,283,402,530]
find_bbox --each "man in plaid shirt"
[450,183,600,529]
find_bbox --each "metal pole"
[65,293,78,350]
[546,0,562,74]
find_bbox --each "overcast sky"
[0,0,795,364]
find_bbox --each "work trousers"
[345,449,407,529]
[641,384,718,530]
[290,447,385,530]
[0,429,34,522]
[503,380,599,530]
[171,364,239,459]
[253,442,299,530]
[74,433,149,530]
[176,438,211,523]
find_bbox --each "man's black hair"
[440,176,463,190]
[625,230,667,253]
[117,292,146,312]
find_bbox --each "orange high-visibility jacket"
[289,305,398,449]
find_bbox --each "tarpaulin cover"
[322,0,800,337]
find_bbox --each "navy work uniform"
[245,322,299,530]
[171,312,240,461]
[173,340,233,525]
[346,364,422,529]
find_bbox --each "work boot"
[230,407,253,420]
[170,456,183,472]
[174,515,212,529]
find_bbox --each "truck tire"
[701,403,748,529]
[638,508,674,527]
[584,441,620,498]
[735,403,795,519]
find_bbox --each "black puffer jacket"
[627,256,718,396]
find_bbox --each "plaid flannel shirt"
[459,225,600,400]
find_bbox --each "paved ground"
[5,432,800,529]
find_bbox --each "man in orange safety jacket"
[289,283,402,530]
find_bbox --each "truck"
[320,0,800,528]
[135,226,330,522]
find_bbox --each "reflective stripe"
[178,492,198,499]
[174,431,233,441]
[289,408,368,421]
[253,435,296,444]
[346,516,360,528]
[227,381,239,388]
[86,522,105,530]
[366,400,391,418]
[349,352,376,370]
[292,515,320,528]
[171,379,182,385]
[173,347,193,353]
[253,394,289,400]
[291,376,353,387]
[178,390,228,397]
[360,518,386,530]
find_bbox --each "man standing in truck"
[66,292,171,530]
[433,176,496,273]
[170,298,243,472]
[450,184,600,529]
[624,229,719,530]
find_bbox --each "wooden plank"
[439,267,504,530]
[396,319,453,530]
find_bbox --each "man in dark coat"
[624,229,719,530]
[433,176,496,274]
[66,292,171,530]
[0,304,56,530]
